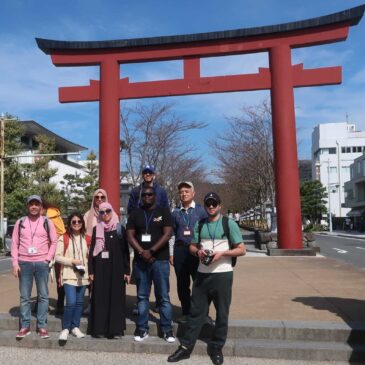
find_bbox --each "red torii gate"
[37,5,364,252]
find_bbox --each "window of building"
[353,146,357,153]
[362,160,365,176]
[328,147,336,154]
[358,162,361,174]
[357,146,362,153]
[341,147,346,153]
[329,166,337,174]
[346,147,351,153]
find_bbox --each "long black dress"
[88,226,130,338]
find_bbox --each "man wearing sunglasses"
[127,165,169,214]
[168,192,246,365]
[126,186,175,343]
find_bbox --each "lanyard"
[144,210,155,234]
[206,216,221,248]
[28,217,41,246]
[180,208,191,228]
[71,235,84,265]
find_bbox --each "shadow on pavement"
[293,296,365,363]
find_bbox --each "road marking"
[356,247,365,250]
[333,248,348,254]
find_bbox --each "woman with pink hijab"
[87,202,130,339]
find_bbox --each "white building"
[17,120,87,188]
[312,122,365,218]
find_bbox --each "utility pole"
[0,116,5,247]
[327,159,333,233]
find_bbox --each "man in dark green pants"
[168,192,246,365]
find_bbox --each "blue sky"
[1,0,365,171]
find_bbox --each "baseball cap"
[178,181,194,190]
[142,165,155,174]
[204,192,221,205]
[27,195,42,204]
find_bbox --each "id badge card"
[101,251,109,259]
[28,247,37,254]
[142,234,151,242]
[183,230,191,236]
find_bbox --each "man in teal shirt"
[168,192,245,365]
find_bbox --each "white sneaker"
[134,329,149,342]
[59,329,69,341]
[71,327,85,338]
[163,330,176,343]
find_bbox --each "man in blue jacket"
[127,165,169,214]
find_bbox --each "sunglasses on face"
[71,220,82,225]
[205,200,218,208]
[142,192,155,197]
[95,195,106,200]
[99,209,112,216]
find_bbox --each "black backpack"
[197,215,237,267]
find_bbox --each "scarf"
[93,202,119,257]
[85,188,108,237]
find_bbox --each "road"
[314,233,365,270]
[0,255,12,274]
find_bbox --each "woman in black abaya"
[88,202,130,339]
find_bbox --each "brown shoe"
[37,328,50,339]
[16,328,31,339]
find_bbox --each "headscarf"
[85,188,108,237]
[93,202,119,257]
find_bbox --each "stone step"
[1,313,365,344]
[0,329,365,362]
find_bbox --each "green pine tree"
[300,180,328,224]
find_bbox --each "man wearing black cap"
[170,181,207,323]
[168,192,246,365]
[127,165,169,214]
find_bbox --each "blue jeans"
[63,284,87,330]
[19,261,49,329]
[134,259,172,333]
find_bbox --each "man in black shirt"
[126,186,175,343]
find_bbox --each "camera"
[201,249,214,266]
[73,264,86,276]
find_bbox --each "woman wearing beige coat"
[55,212,90,342]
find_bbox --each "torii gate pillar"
[270,45,303,249]
[99,59,120,210]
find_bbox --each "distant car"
[4,225,14,255]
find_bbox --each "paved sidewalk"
[1,232,364,324]
[320,230,365,240]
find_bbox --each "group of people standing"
[11,165,246,365]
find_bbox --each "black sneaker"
[134,328,148,342]
[168,346,192,362]
[163,330,176,343]
[208,346,224,365]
